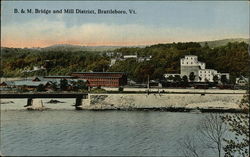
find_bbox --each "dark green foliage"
[118,86,124,92]
[182,75,189,86]
[221,75,228,85]
[36,84,46,92]
[50,82,58,91]
[60,79,68,91]
[166,75,174,82]
[71,80,88,91]
[173,75,182,82]
[213,75,219,84]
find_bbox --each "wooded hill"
[1,41,249,84]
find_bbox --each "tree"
[179,114,227,157]
[118,86,124,92]
[75,80,88,91]
[178,135,204,157]
[205,78,209,83]
[222,89,249,157]
[189,72,196,82]
[204,42,210,49]
[173,75,182,82]
[152,67,165,80]
[50,81,58,91]
[182,75,189,86]
[36,84,46,92]
[213,75,219,84]
[221,75,228,85]
[197,114,227,157]
[167,75,174,82]
[60,79,68,91]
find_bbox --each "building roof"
[0,81,15,86]
[14,80,48,87]
[236,76,249,82]
[44,76,76,78]
[185,55,197,57]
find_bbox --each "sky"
[1,1,249,48]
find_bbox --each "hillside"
[1,41,249,85]
[35,44,146,52]
[199,38,249,48]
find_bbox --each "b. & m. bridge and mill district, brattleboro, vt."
[1,0,250,156]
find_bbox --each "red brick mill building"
[71,72,127,87]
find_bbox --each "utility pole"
[147,75,150,95]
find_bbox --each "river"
[1,99,230,156]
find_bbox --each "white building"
[180,55,206,69]
[138,56,152,62]
[165,55,230,82]
[109,54,152,66]
[123,55,138,59]
[198,69,218,82]
[109,58,117,67]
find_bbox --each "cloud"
[1,18,248,48]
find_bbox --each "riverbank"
[78,93,245,112]
[1,90,246,112]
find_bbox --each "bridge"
[0,93,88,109]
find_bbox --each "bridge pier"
[24,98,45,110]
[26,98,33,107]
[0,93,88,110]
[75,97,83,110]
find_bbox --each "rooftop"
[185,55,197,57]
[44,76,76,78]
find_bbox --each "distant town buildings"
[109,53,152,66]
[0,76,88,91]
[164,55,230,82]
[22,66,46,73]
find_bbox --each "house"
[0,81,15,88]
[138,56,152,62]
[236,76,249,86]
[71,72,127,87]
[43,76,77,79]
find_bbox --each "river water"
[1,99,228,156]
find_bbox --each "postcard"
[1,1,249,156]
